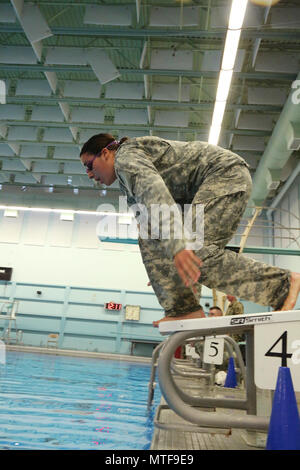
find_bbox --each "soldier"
[225,295,244,317]
[225,295,245,344]
[80,134,300,326]
[208,306,223,317]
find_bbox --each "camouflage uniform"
[114,136,290,317]
[225,300,244,317]
[225,300,245,343]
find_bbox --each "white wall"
[0,209,151,290]
[0,208,216,298]
[3,204,286,301]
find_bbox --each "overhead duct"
[247,71,300,211]
[266,161,300,220]
[287,122,300,150]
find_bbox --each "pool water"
[0,351,161,450]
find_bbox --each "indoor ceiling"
[0,0,300,211]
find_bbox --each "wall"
[0,281,166,356]
[0,209,215,355]
[0,209,148,291]
[0,206,275,356]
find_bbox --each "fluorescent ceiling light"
[60,212,74,221]
[208,0,248,146]
[216,70,234,102]
[228,0,248,30]
[0,205,135,218]
[211,101,227,128]
[4,209,18,218]
[221,29,241,70]
[208,126,221,146]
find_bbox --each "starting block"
[155,309,300,444]
[159,310,300,391]
[158,310,300,335]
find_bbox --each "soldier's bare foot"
[280,272,300,311]
[152,309,205,328]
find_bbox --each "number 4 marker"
[265,331,292,367]
[254,322,300,391]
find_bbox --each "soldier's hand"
[174,249,202,292]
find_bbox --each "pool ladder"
[0,301,23,345]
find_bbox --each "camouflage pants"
[139,165,291,317]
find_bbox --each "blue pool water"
[0,351,161,450]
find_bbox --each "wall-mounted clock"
[125,305,140,321]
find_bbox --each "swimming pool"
[0,351,161,450]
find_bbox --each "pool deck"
[150,365,300,451]
[151,388,266,451]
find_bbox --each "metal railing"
[156,327,269,432]
[0,301,22,344]
[147,333,246,412]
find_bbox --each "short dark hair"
[209,306,222,312]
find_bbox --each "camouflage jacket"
[225,301,245,343]
[114,136,250,258]
[225,301,244,316]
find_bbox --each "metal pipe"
[266,161,300,221]
[171,362,211,379]
[157,330,269,431]
[147,339,169,411]
[245,331,257,416]
[249,71,300,208]
[167,342,248,410]
[223,335,246,382]
[2,24,300,40]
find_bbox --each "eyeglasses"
[85,154,98,173]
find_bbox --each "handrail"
[171,362,212,379]
[157,328,269,431]
[149,334,247,417]
[147,339,169,411]
[0,301,19,319]
[171,335,245,383]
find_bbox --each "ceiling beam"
[0,123,272,136]
[1,24,300,40]
[6,96,283,112]
[0,64,296,82]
